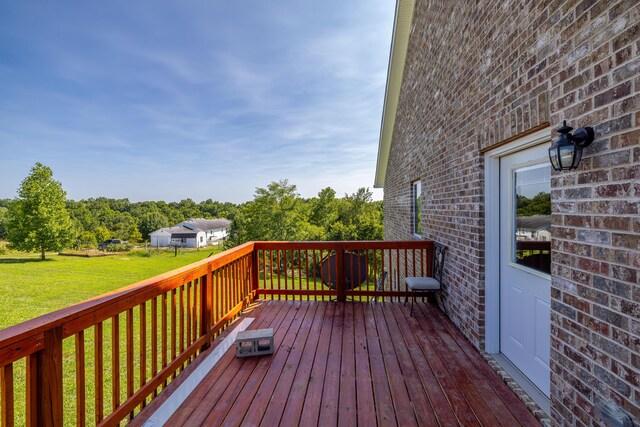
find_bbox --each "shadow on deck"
[132,300,539,426]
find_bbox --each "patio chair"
[404,242,447,316]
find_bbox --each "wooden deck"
[135,300,539,426]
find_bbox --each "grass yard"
[0,248,221,330]
[0,247,223,425]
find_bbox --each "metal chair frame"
[405,242,447,316]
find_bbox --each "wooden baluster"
[126,308,134,421]
[234,261,238,308]
[312,250,317,301]
[297,250,301,300]
[269,251,274,295]
[75,331,86,427]
[380,249,385,294]
[277,250,281,300]
[283,250,288,296]
[201,265,213,351]
[412,248,416,277]
[161,293,168,389]
[305,250,310,301]
[225,267,231,323]
[192,280,198,353]
[186,283,192,353]
[179,285,185,366]
[241,256,246,299]
[221,267,226,324]
[213,271,219,328]
[151,297,158,398]
[1,364,14,427]
[337,245,345,302]
[350,250,355,298]
[260,251,267,297]
[404,249,408,293]
[25,353,36,426]
[111,315,120,412]
[139,302,147,409]
[389,249,394,299]
[94,323,104,423]
[373,249,378,293]
[171,289,177,379]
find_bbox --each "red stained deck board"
[138,300,541,427]
[415,303,519,426]
[213,301,307,426]
[363,303,397,426]
[167,300,289,426]
[277,302,327,426]
[338,303,357,427]
[260,301,323,427]
[388,303,459,426]
[318,302,343,427]
[370,302,419,427]
[246,301,318,426]
[353,304,376,427]
[380,303,439,426]
[422,302,540,425]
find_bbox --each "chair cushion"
[405,276,440,291]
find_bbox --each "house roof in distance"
[150,226,199,236]
[179,218,231,232]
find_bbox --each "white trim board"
[483,127,551,353]
[142,318,255,427]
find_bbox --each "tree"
[138,211,169,240]
[0,206,8,239]
[94,226,111,243]
[6,163,73,259]
[225,180,309,246]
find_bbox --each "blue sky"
[0,1,394,203]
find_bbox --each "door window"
[513,164,551,274]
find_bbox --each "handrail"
[0,240,434,426]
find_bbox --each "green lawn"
[0,247,222,425]
[0,248,220,330]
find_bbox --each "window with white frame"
[412,180,422,236]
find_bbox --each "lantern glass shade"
[560,144,578,167]
[549,139,582,171]
[549,146,560,170]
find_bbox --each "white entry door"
[499,144,551,397]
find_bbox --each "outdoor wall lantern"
[548,120,595,171]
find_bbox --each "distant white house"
[169,227,207,248]
[149,218,230,248]
[515,215,551,241]
[177,218,231,245]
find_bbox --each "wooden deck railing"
[0,240,432,426]
[254,241,434,301]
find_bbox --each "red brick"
[611,129,640,148]
[594,216,631,231]
[594,81,632,107]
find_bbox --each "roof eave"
[374,0,416,189]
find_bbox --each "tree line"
[0,164,383,258]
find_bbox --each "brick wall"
[383,0,640,424]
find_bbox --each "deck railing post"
[336,244,346,302]
[251,246,259,296]
[200,264,213,351]
[26,327,63,427]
